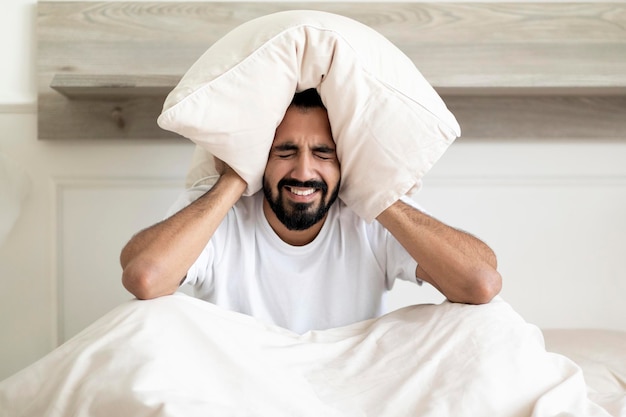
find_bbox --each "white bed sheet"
[543,328,626,416]
[1,294,624,417]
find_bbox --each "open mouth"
[285,186,317,196]
[279,179,327,199]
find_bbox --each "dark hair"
[291,88,326,110]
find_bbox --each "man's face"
[263,105,340,231]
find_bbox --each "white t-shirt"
[169,186,420,334]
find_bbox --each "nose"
[290,152,316,182]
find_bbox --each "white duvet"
[1,294,624,417]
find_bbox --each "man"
[121,89,501,334]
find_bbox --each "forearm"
[120,172,246,299]
[377,200,501,304]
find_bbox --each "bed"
[0,294,624,416]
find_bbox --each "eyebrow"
[272,143,336,153]
[273,143,299,152]
[311,145,336,154]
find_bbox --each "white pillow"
[158,10,460,222]
[184,146,219,189]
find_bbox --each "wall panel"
[55,178,183,342]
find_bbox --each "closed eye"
[272,143,298,159]
[312,145,336,160]
[314,152,333,160]
[271,143,335,160]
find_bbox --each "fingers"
[213,156,227,175]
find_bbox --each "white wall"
[1,0,625,381]
[388,140,626,331]
[0,0,196,380]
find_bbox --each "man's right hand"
[213,156,229,176]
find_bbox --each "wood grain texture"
[50,74,180,98]
[37,2,626,140]
[447,96,626,139]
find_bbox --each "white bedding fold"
[1,294,623,417]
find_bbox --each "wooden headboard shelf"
[37,1,626,140]
[49,74,181,99]
[50,74,626,99]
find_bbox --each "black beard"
[263,177,339,231]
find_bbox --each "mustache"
[278,178,328,193]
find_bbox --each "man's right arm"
[120,167,246,300]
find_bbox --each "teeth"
[288,187,315,196]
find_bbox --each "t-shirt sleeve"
[383,230,421,288]
[183,244,214,289]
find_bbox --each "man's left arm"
[376,199,502,304]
